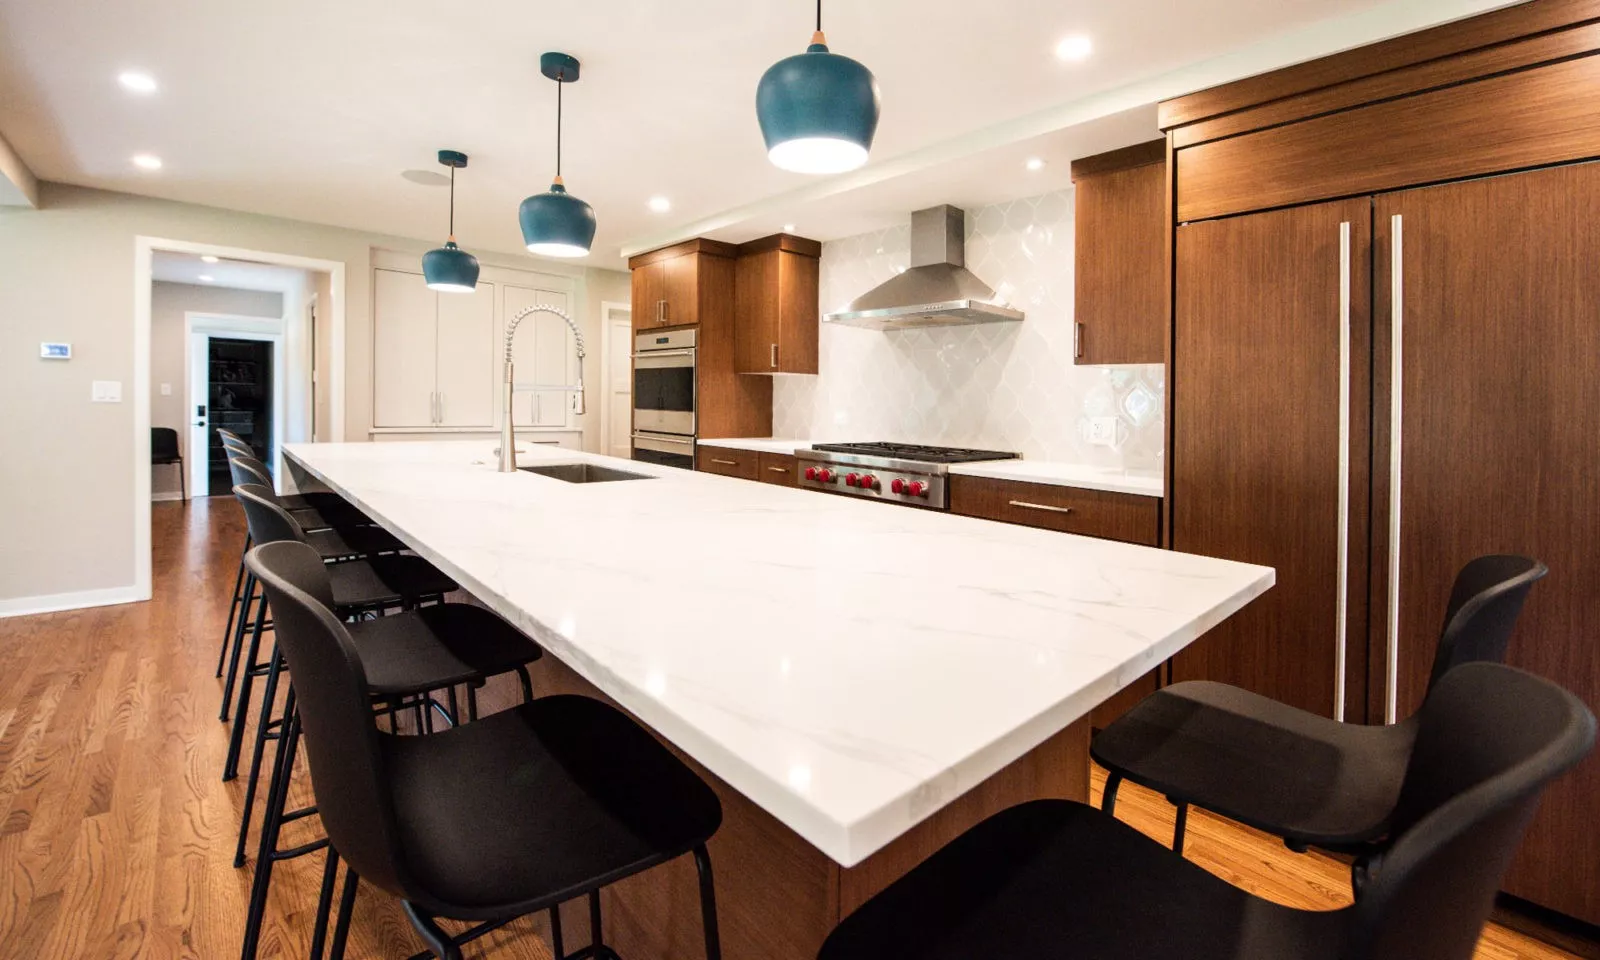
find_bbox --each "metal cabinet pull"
[1385,213,1405,725]
[658,299,669,324]
[438,392,445,424]
[767,465,789,473]
[1074,322,1085,359]
[770,343,778,369]
[1008,500,1074,515]
[711,458,739,466]
[1334,221,1352,722]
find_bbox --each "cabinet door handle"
[1008,500,1074,515]
[711,458,739,466]
[770,343,778,369]
[1334,220,1352,722]
[429,391,437,424]
[1385,212,1405,725]
[658,299,668,325]
[767,465,789,474]
[438,392,445,424]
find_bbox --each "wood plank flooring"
[0,497,1585,958]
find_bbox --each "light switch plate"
[1087,416,1118,447]
[91,380,123,403]
[159,382,172,396]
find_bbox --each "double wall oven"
[631,329,697,469]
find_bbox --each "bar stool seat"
[348,604,539,695]
[329,555,457,611]
[305,525,407,562]
[385,693,723,920]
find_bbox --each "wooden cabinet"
[695,446,761,481]
[630,239,737,331]
[372,267,496,429]
[757,452,798,485]
[630,258,667,332]
[948,476,1161,547]
[735,235,821,374]
[1169,197,1372,722]
[1071,141,1167,365]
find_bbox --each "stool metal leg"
[234,646,286,866]
[549,905,565,959]
[1101,771,1123,816]
[240,705,301,960]
[694,844,722,960]
[1172,800,1189,855]
[329,867,360,960]
[223,593,269,780]
[217,534,250,678]
[309,845,339,960]
[219,571,257,720]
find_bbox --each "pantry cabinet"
[1070,141,1167,365]
[371,267,496,429]
[734,234,820,374]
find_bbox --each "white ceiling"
[0,0,1515,268]
[152,250,315,294]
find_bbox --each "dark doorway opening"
[206,337,273,494]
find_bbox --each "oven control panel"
[794,454,947,509]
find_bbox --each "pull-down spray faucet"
[499,303,586,473]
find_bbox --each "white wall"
[149,281,284,496]
[0,181,624,610]
[773,189,1165,470]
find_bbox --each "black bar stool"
[817,662,1594,960]
[249,540,725,960]
[234,539,543,960]
[1091,554,1547,884]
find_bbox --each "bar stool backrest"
[1423,556,1548,697]
[228,456,275,492]
[234,484,307,547]
[1346,663,1594,960]
[246,540,411,899]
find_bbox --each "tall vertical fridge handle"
[1386,213,1405,725]
[1334,221,1352,722]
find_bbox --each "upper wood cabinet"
[1070,141,1167,366]
[629,239,738,331]
[734,234,821,375]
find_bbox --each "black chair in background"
[817,662,1594,960]
[233,539,542,960]
[1091,554,1547,883]
[249,539,726,960]
[151,427,185,502]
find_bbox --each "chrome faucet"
[499,304,586,473]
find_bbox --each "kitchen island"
[284,440,1273,958]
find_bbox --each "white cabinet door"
[434,280,496,428]
[372,268,437,428]
[503,284,574,429]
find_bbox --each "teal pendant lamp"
[757,0,881,174]
[422,150,480,292]
[519,53,596,259]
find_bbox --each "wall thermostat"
[40,342,71,360]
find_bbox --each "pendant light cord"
[816,0,822,31]
[556,73,564,178]
[447,163,456,238]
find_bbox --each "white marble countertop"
[948,461,1164,498]
[695,437,816,455]
[284,440,1270,866]
[697,439,1164,497]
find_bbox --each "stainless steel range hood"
[824,205,1025,330]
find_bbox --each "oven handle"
[632,349,698,359]
[631,432,694,446]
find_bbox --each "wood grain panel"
[734,242,820,375]
[694,253,775,440]
[1173,21,1600,149]
[1159,0,1600,129]
[948,475,1161,546]
[1370,163,1600,925]
[695,446,762,481]
[630,260,665,332]
[1072,144,1168,365]
[757,452,798,486]
[627,237,739,268]
[1177,53,1600,222]
[1170,197,1372,720]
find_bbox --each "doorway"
[600,301,633,459]
[194,335,278,494]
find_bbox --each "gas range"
[794,442,1020,509]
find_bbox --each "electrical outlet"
[1087,416,1118,447]
[159,382,173,396]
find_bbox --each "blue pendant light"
[422,150,480,292]
[756,0,881,174]
[519,53,596,259]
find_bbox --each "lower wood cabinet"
[948,475,1161,547]
[695,447,761,481]
[757,452,798,486]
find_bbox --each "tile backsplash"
[771,189,1164,470]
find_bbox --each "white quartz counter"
[285,441,1269,866]
[948,460,1164,498]
[695,437,816,455]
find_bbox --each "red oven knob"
[909,480,928,498]
[890,478,906,494]
[845,472,859,487]
[817,469,834,483]
[859,475,878,491]
[804,466,817,480]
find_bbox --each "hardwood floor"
[0,497,1584,958]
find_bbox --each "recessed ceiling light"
[197,275,215,283]
[783,223,797,232]
[201,255,219,264]
[1054,35,1093,62]
[131,153,163,171]
[648,196,671,213]
[1026,157,1046,172]
[118,71,158,94]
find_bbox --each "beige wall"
[581,268,631,454]
[0,180,626,608]
[312,272,333,441]
[149,281,284,497]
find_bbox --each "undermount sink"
[519,463,653,484]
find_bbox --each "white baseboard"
[0,585,145,619]
[151,491,185,502]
